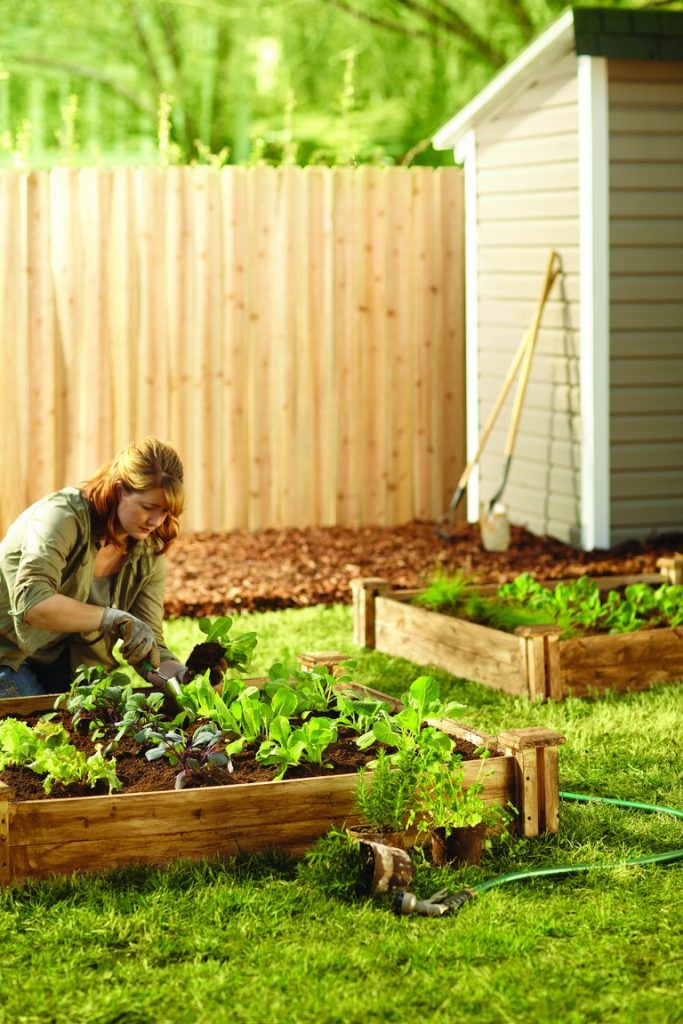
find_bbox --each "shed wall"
[475,51,583,544]
[608,59,683,543]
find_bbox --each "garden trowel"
[141,659,184,709]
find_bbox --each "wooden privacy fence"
[0,166,465,534]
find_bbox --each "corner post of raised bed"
[0,781,10,886]
[496,727,566,837]
[351,578,391,648]
[514,625,565,701]
[298,651,348,676]
[657,554,683,585]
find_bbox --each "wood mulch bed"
[163,520,683,618]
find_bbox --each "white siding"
[474,51,582,544]
[608,60,683,542]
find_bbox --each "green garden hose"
[391,790,683,916]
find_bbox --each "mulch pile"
[163,521,683,619]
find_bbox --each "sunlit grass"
[1,605,682,1024]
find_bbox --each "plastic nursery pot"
[346,826,411,851]
[430,823,487,867]
[347,831,415,895]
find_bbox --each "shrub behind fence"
[0,165,464,533]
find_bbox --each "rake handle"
[501,249,561,461]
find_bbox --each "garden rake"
[437,249,561,547]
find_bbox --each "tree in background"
[0,0,678,167]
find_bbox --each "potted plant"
[413,750,511,866]
[350,746,418,849]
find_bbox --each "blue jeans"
[0,651,73,697]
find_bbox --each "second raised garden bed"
[0,652,564,887]
[352,559,683,702]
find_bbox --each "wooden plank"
[560,628,683,697]
[9,755,516,851]
[107,168,137,451]
[332,167,360,526]
[611,469,683,500]
[10,773,361,847]
[611,220,683,248]
[411,167,439,520]
[611,388,683,417]
[610,108,683,135]
[219,166,249,531]
[302,167,331,525]
[374,598,526,695]
[25,171,57,498]
[0,782,9,886]
[610,250,683,276]
[542,747,560,833]
[0,694,59,717]
[361,166,388,525]
[609,60,683,84]
[385,168,414,524]
[545,632,564,702]
[519,748,539,837]
[437,167,466,519]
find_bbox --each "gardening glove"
[100,607,160,668]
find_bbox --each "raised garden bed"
[0,652,564,887]
[352,563,683,702]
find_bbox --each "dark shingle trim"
[574,6,683,61]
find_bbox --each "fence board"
[0,166,464,533]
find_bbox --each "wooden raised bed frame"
[352,558,683,703]
[0,652,564,887]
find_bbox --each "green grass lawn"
[1,605,682,1024]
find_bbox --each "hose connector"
[391,888,476,917]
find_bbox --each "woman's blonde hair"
[83,437,185,553]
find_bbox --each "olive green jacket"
[0,487,175,673]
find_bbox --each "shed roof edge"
[433,9,575,151]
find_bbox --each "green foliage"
[0,717,43,768]
[2,605,683,1024]
[354,747,417,833]
[297,827,372,900]
[0,715,120,793]
[31,743,122,795]
[197,615,258,671]
[255,715,307,780]
[57,664,162,748]
[415,571,683,637]
[142,724,234,787]
[414,566,472,613]
[0,0,584,168]
[413,749,511,835]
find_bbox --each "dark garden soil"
[163,520,683,618]
[0,711,482,802]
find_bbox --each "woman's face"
[116,486,169,541]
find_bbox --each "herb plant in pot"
[350,747,417,850]
[347,747,418,894]
[414,751,509,867]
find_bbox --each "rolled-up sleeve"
[11,499,80,640]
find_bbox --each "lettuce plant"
[0,716,120,793]
[255,716,307,780]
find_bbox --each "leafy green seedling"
[143,725,238,789]
[255,716,307,781]
[197,616,258,671]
